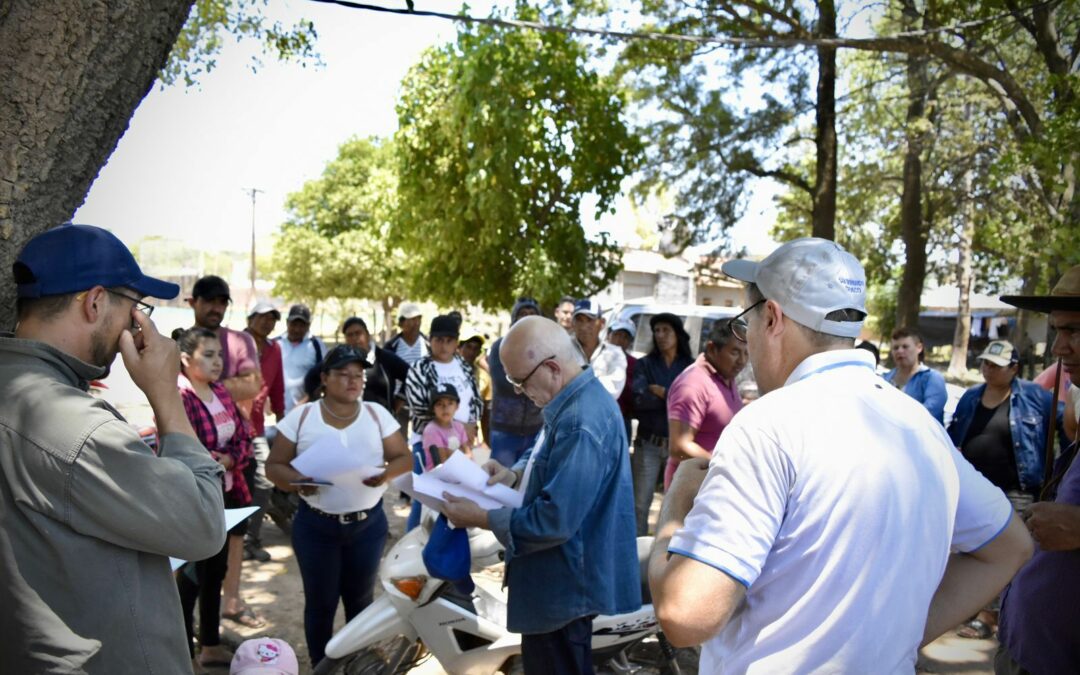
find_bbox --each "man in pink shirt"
[187,275,264,628]
[664,320,749,488]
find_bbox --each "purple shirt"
[664,355,743,488]
[217,327,258,380]
[998,443,1080,673]
[667,354,743,451]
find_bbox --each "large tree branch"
[830,36,1042,139]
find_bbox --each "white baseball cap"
[721,237,867,338]
[398,302,422,320]
[608,318,636,339]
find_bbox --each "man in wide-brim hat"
[995,264,1080,675]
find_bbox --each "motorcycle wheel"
[312,637,421,675]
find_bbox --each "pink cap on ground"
[230,638,299,675]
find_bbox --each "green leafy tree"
[393,7,641,309]
[272,137,410,328]
[163,0,319,87]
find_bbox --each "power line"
[308,0,1053,50]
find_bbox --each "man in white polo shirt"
[648,238,1034,673]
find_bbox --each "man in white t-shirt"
[648,238,1034,674]
[403,314,483,530]
[571,299,626,399]
[278,304,327,414]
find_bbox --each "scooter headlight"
[391,576,427,600]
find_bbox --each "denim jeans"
[631,436,666,536]
[490,429,540,469]
[521,615,595,675]
[406,441,425,531]
[292,500,388,665]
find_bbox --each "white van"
[605,300,743,359]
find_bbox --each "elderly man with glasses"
[443,316,640,675]
[0,224,226,673]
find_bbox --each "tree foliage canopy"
[393,7,641,309]
[272,137,409,310]
[163,0,319,87]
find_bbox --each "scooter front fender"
[324,594,419,660]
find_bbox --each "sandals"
[222,606,265,629]
[956,618,993,640]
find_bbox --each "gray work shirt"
[0,336,226,674]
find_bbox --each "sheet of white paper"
[392,472,449,514]
[170,506,260,571]
[290,433,383,482]
[410,451,524,510]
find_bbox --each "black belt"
[638,433,668,447]
[304,500,381,524]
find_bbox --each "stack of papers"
[290,433,384,483]
[406,451,524,511]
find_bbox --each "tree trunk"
[948,172,976,379]
[811,0,837,241]
[895,0,931,331]
[0,0,195,330]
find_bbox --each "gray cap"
[722,237,867,338]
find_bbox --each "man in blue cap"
[0,224,228,674]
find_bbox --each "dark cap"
[1001,265,1080,313]
[14,223,179,300]
[321,344,371,372]
[430,315,460,338]
[431,382,460,405]
[287,304,312,324]
[191,275,231,301]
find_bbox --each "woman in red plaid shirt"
[173,327,253,672]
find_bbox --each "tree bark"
[0,0,195,330]
[811,0,837,241]
[895,0,931,331]
[949,151,976,379]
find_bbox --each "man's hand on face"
[1023,502,1080,552]
[481,459,517,487]
[119,309,181,404]
[443,494,489,529]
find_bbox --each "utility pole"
[243,187,264,304]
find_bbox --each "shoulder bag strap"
[296,402,314,440]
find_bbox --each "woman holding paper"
[266,345,411,667]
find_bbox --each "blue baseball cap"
[572,298,602,319]
[14,224,179,300]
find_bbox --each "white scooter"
[313,514,684,675]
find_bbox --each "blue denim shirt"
[488,368,641,634]
[883,365,948,425]
[947,378,1066,493]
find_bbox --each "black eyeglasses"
[726,299,765,343]
[106,289,155,320]
[506,355,556,390]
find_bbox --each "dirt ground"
[200,490,997,675]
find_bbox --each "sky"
[74,0,780,265]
